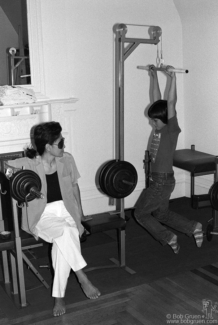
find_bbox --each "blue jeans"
[134,172,197,245]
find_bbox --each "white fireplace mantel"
[0,97,78,116]
[0,1,79,155]
[0,97,78,155]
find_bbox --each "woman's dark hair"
[147,99,168,124]
[26,122,62,158]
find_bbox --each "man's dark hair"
[148,99,168,124]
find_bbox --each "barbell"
[7,160,137,203]
[99,160,138,199]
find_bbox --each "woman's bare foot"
[53,297,66,317]
[76,270,101,299]
[81,280,101,299]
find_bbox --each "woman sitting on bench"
[9,121,101,317]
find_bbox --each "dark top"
[150,115,181,173]
[46,171,62,203]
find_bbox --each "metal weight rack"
[113,23,161,267]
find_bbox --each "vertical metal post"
[0,185,11,284]
[10,253,19,295]
[113,23,161,267]
[2,251,10,283]
[114,24,128,267]
[144,150,150,188]
[11,198,27,307]
[213,157,218,230]
[8,52,16,86]
[115,24,127,161]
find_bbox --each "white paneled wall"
[174,0,218,196]
[35,0,185,214]
[4,0,217,215]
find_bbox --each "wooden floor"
[2,262,218,325]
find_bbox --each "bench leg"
[110,228,136,275]
[22,252,49,289]
[14,237,28,307]
[118,229,125,267]
[10,252,19,295]
[2,251,10,284]
[191,173,195,208]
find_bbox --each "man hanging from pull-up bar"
[134,65,203,254]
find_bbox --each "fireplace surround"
[0,98,78,231]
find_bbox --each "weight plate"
[104,160,138,198]
[99,160,116,195]
[206,223,213,242]
[209,182,218,210]
[103,160,117,196]
[10,170,42,202]
[106,171,134,198]
[113,169,136,192]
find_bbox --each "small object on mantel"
[0,85,36,106]
[0,231,11,240]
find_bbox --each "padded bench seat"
[82,212,126,234]
[0,230,44,251]
[173,148,216,208]
[173,149,216,173]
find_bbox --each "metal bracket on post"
[114,24,161,163]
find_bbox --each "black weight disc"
[10,170,42,202]
[103,160,117,196]
[209,182,218,210]
[105,160,138,198]
[99,160,116,195]
[206,223,213,242]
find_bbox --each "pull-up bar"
[137,65,189,74]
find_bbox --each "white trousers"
[34,200,87,297]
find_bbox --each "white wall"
[174,0,218,196]
[36,0,185,214]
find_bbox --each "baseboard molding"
[80,181,145,215]
[80,173,214,215]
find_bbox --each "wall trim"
[26,0,45,97]
[80,171,213,215]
